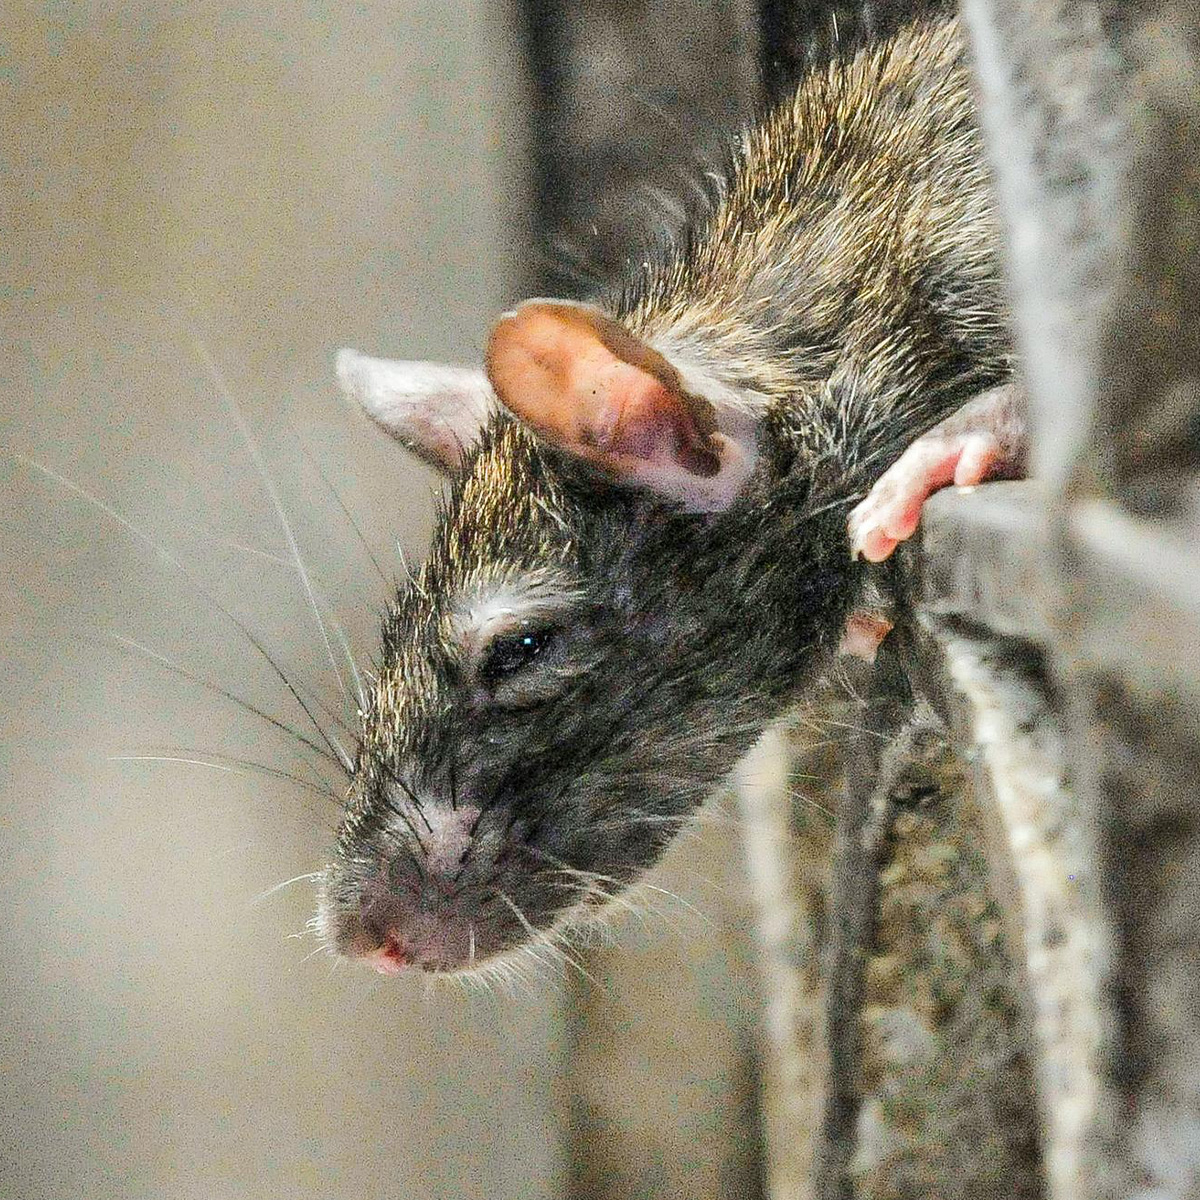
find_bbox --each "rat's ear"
[485,299,755,510]
[336,348,495,472]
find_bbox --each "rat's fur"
[320,18,1012,973]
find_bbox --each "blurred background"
[0,2,781,1196]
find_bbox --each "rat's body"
[321,17,1022,976]
[615,17,1007,468]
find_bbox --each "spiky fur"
[322,18,1011,972]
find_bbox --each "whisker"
[520,845,694,932]
[496,890,545,939]
[109,750,337,803]
[17,455,353,776]
[541,925,605,992]
[378,792,431,863]
[325,614,368,714]
[379,763,434,832]
[194,528,370,717]
[192,337,350,711]
[183,523,291,566]
[106,632,346,773]
[787,787,837,821]
[292,434,391,589]
[251,872,324,905]
[792,714,889,743]
[541,874,657,928]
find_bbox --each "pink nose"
[364,936,411,976]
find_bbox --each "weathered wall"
[740,3,1200,1196]
[966,1,1200,1194]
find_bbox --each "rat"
[318,16,1028,978]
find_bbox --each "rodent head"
[319,301,854,976]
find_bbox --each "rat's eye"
[481,628,555,682]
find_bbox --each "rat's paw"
[848,431,1001,562]
[848,382,1028,563]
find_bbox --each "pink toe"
[860,527,898,563]
[953,435,998,487]
[882,495,924,541]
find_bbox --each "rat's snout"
[323,801,547,976]
[356,887,476,976]
[354,804,484,974]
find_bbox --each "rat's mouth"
[354,914,488,975]
[320,784,663,977]
[362,931,467,976]
[319,859,582,977]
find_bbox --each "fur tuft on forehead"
[425,416,583,594]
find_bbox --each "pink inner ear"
[485,300,719,479]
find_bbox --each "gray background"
[1,3,562,1197]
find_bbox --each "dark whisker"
[107,632,344,775]
[18,455,353,776]
[467,757,537,840]
[379,792,430,865]
[284,666,359,743]
[186,523,369,725]
[379,763,434,833]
